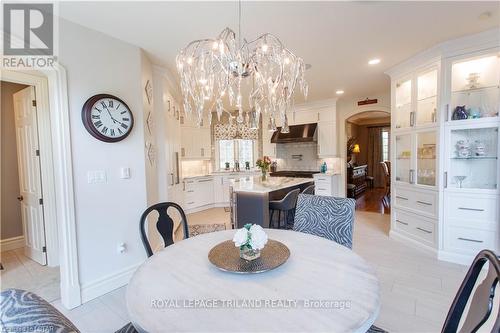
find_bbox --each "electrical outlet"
[117,243,126,254]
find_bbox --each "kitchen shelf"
[451,156,497,160]
[417,94,437,102]
[452,85,499,95]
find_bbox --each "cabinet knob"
[17,195,23,202]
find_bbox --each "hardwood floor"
[355,187,390,214]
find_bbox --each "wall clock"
[82,94,134,143]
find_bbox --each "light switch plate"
[120,167,131,179]
[88,170,107,184]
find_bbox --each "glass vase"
[261,169,268,181]
[240,247,261,261]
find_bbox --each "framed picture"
[145,80,153,105]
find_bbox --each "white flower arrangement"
[233,223,268,251]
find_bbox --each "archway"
[338,105,391,199]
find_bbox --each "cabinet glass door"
[416,131,437,186]
[450,54,500,121]
[395,134,412,184]
[416,69,438,126]
[448,127,498,190]
[395,79,412,129]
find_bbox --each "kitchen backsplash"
[181,160,212,178]
[274,142,341,173]
[275,142,321,171]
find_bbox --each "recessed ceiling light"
[336,90,344,95]
[368,58,381,65]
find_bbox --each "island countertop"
[230,176,313,194]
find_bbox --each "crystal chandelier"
[176,3,308,133]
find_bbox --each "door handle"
[17,195,23,201]
[170,173,175,186]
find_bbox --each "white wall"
[59,18,148,301]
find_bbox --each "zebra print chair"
[293,195,387,333]
[0,289,138,333]
[0,289,80,333]
[293,194,355,249]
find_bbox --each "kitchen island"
[230,176,314,228]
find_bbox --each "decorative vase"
[452,105,468,120]
[240,247,261,261]
[261,169,268,181]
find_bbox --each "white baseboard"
[80,263,141,303]
[185,203,229,214]
[389,230,437,256]
[438,250,473,266]
[0,236,25,252]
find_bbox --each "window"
[381,128,390,162]
[218,139,255,169]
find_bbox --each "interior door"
[13,86,47,265]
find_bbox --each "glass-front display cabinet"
[416,69,438,126]
[449,53,500,121]
[395,133,412,184]
[447,126,498,190]
[395,79,412,129]
[416,131,437,186]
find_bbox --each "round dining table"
[126,229,380,333]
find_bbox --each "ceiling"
[58,1,499,102]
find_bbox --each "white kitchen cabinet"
[183,177,214,211]
[317,121,336,157]
[181,126,211,159]
[313,173,340,197]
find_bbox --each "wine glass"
[454,176,467,188]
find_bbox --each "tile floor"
[1,209,471,333]
[0,248,60,302]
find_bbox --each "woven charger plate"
[208,239,290,274]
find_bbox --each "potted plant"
[256,156,272,180]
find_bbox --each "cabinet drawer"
[445,226,497,254]
[314,176,331,182]
[315,188,332,196]
[394,187,438,218]
[315,181,332,193]
[393,209,436,247]
[184,199,199,209]
[446,194,498,223]
[394,188,413,210]
[412,191,438,217]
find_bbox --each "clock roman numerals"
[84,95,133,142]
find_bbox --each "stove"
[269,171,320,178]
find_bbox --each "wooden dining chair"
[442,249,500,333]
[140,202,189,257]
[380,161,391,204]
[293,194,355,249]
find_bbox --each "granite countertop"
[230,176,313,194]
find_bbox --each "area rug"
[189,223,227,237]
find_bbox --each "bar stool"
[269,189,300,229]
[302,184,315,195]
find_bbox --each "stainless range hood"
[270,123,317,143]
